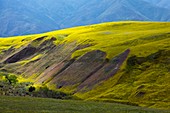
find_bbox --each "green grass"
[0,96,169,113]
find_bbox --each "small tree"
[5,74,18,85]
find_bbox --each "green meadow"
[0,96,169,113]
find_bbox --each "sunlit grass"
[1,21,169,58]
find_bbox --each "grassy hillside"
[0,96,169,113]
[0,21,170,110]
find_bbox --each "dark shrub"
[29,86,36,92]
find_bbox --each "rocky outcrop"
[77,49,130,92]
[38,49,130,92]
[49,50,107,88]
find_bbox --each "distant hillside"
[0,0,170,37]
[0,0,61,37]
[0,21,170,110]
[62,0,170,28]
[158,0,170,9]
[144,0,170,9]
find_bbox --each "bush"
[0,73,18,85]
[5,74,18,85]
[32,86,71,99]
[29,86,36,92]
[0,77,72,100]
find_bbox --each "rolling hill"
[0,0,170,37]
[0,21,170,110]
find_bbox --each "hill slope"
[0,21,170,110]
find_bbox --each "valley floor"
[0,96,169,113]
